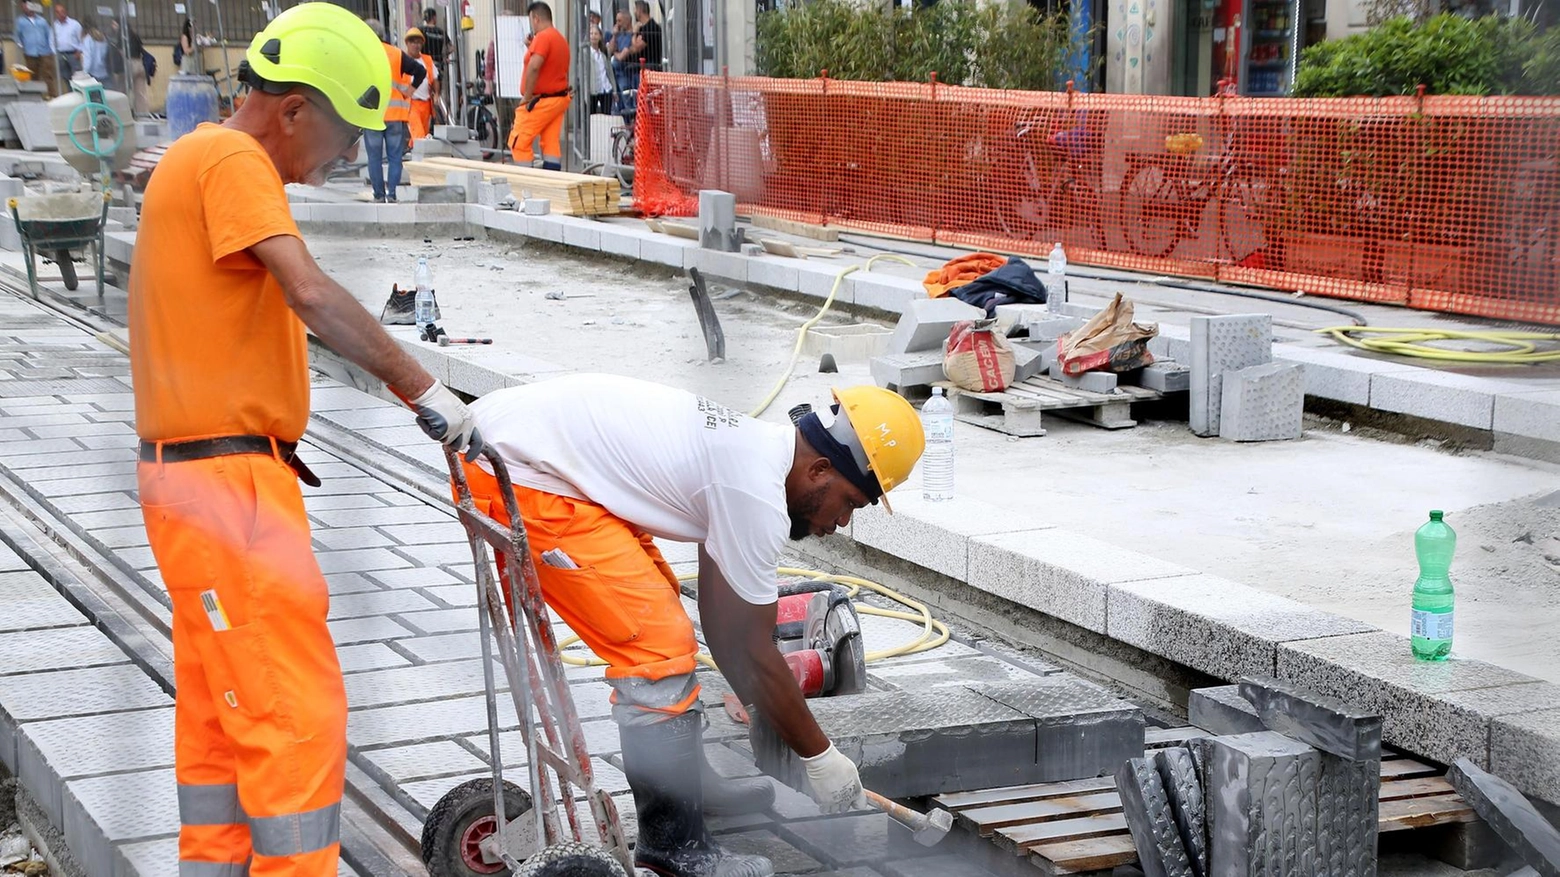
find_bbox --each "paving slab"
[336,642,413,672]
[867,655,1044,690]
[17,707,176,826]
[1370,371,1508,430]
[779,811,933,867]
[718,829,823,874]
[348,694,519,748]
[343,659,502,708]
[969,678,1146,783]
[361,741,489,783]
[851,490,1051,582]
[1115,756,1193,877]
[62,768,178,877]
[1108,574,1375,680]
[1219,362,1304,442]
[1490,708,1560,807]
[0,625,131,676]
[1197,731,1322,877]
[1154,747,1207,876]
[879,856,1007,877]
[1189,314,1272,437]
[1448,758,1560,877]
[1237,677,1382,762]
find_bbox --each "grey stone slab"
[0,572,89,632]
[326,572,385,595]
[0,625,129,675]
[1116,757,1194,877]
[18,707,175,825]
[1155,747,1208,877]
[1271,345,1397,407]
[706,742,760,778]
[118,836,178,877]
[1219,362,1303,442]
[1189,314,1272,437]
[309,384,394,411]
[328,615,417,645]
[1316,751,1379,877]
[1370,371,1507,430]
[361,740,488,782]
[327,588,438,620]
[868,655,1043,691]
[970,530,1193,634]
[0,664,168,722]
[33,473,140,496]
[92,525,150,549]
[46,491,139,514]
[347,693,519,748]
[397,631,498,663]
[1277,632,1536,767]
[1448,758,1560,877]
[719,829,823,874]
[1189,686,1266,736]
[304,494,393,512]
[1059,370,1119,393]
[315,548,414,576]
[313,527,399,551]
[1197,731,1321,877]
[344,659,499,708]
[29,421,134,440]
[336,642,412,672]
[870,351,946,391]
[887,298,985,355]
[70,507,148,530]
[467,718,622,767]
[1141,361,1192,393]
[780,811,933,867]
[752,688,1038,798]
[1495,390,1560,444]
[311,503,453,529]
[1109,575,1376,680]
[399,771,490,813]
[423,583,479,608]
[852,490,1051,582]
[379,522,470,545]
[970,678,1146,783]
[1237,677,1382,762]
[395,541,476,568]
[63,768,177,877]
[0,541,28,571]
[1491,708,1560,808]
[396,608,481,635]
[3,446,136,470]
[368,566,465,590]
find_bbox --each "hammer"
[437,337,494,346]
[864,790,953,847]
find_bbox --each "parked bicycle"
[462,60,500,154]
[985,108,1106,250]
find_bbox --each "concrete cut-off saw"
[774,580,867,698]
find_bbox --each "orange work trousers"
[460,462,700,724]
[409,99,434,141]
[139,450,347,877]
[508,94,571,164]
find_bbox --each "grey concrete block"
[63,768,177,877]
[751,688,1038,797]
[597,225,642,260]
[1370,370,1507,431]
[995,303,1052,335]
[1316,752,1379,877]
[1189,315,1272,437]
[1447,758,1560,877]
[698,190,739,252]
[1237,677,1382,762]
[639,235,690,268]
[969,530,1193,634]
[1495,390,1560,444]
[1108,574,1375,681]
[868,655,1045,691]
[18,707,175,825]
[851,274,923,313]
[779,810,931,866]
[1197,731,1322,877]
[1491,708,1560,807]
[0,625,128,676]
[1059,370,1118,393]
[560,217,602,252]
[1013,343,1044,382]
[690,248,747,283]
[1026,315,1085,342]
[870,351,944,391]
[887,298,985,355]
[747,255,803,292]
[970,678,1145,782]
[1116,757,1194,877]
[1141,361,1191,393]
[435,124,469,142]
[1220,362,1303,442]
[1154,747,1208,876]
[1277,632,1535,768]
[718,829,822,874]
[1189,686,1265,736]
[850,491,1049,582]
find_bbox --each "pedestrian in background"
[81,18,110,81]
[586,23,612,115]
[404,26,437,140]
[13,2,58,97]
[609,7,634,105]
[51,1,82,83]
[176,18,195,74]
[363,17,424,202]
[508,0,570,170]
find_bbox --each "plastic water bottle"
[414,258,436,326]
[1411,510,1456,661]
[1047,242,1067,310]
[921,388,954,502]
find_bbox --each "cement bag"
[1057,293,1158,377]
[943,319,1016,392]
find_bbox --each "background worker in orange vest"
[509,1,570,170]
[363,17,425,202]
[128,5,482,875]
[404,27,437,141]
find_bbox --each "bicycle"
[986,108,1107,250]
[462,63,501,154]
[607,93,635,189]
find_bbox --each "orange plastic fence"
[633,72,1560,326]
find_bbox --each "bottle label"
[923,418,953,442]
[1411,608,1453,641]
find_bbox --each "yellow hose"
[748,254,919,418]
[1316,326,1560,364]
[555,566,951,669]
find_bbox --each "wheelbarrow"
[420,445,633,877]
[7,191,110,299]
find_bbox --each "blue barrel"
[166,73,219,140]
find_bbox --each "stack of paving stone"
[1188,314,1304,442]
[1116,676,1384,877]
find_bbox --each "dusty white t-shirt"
[469,374,793,604]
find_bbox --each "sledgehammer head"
[914,808,954,847]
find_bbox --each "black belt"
[526,89,572,112]
[138,435,321,487]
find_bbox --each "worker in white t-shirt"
[464,373,925,877]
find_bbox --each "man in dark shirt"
[630,0,662,70]
[420,8,448,66]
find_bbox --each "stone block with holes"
[1220,362,1304,442]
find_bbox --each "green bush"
[1292,13,1557,96]
[756,0,1086,90]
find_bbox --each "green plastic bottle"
[1411,510,1456,661]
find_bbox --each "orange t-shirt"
[524,25,570,95]
[129,123,308,443]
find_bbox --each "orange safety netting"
[633,72,1560,326]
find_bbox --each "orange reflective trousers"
[139,450,347,877]
[459,462,700,724]
[508,95,571,164]
[409,99,434,141]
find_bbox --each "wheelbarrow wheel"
[514,841,628,877]
[55,250,77,291]
[421,777,535,877]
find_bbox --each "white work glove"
[409,380,484,461]
[801,743,866,814]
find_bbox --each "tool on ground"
[419,447,633,877]
[865,791,954,847]
[687,267,726,363]
[438,336,493,346]
[420,322,447,343]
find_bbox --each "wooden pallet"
[934,749,1476,876]
[943,377,1162,437]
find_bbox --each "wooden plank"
[423,155,606,187]
[1378,793,1477,832]
[750,212,840,242]
[994,813,1128,853]
[957,792,1122,837]
[936,776,1119,811]
[1144,726,1209,749]
[1379,776,1456,801]
[1029,835,1139,875]
[1380,757,1441,780]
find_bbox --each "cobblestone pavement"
[0,289,1046,876]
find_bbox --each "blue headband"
[797,407,882,502]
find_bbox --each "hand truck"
[419,446,634,877]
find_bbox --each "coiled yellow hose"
[1316,326,1560,364]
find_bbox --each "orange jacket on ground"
[923,252,1006,299]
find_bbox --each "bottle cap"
[1429,510,1444,521]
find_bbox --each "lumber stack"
[405,156,619,216]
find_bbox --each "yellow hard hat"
[241,2,392,131]
[832,385,924,512]
[405,27,424,39]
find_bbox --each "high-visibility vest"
[383,42,413,122]
[413,52,436,101]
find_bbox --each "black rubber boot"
[619,712,775,877]
[700,747,775,817]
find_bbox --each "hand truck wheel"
[421,777,535,877]
[513,841,629,877]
